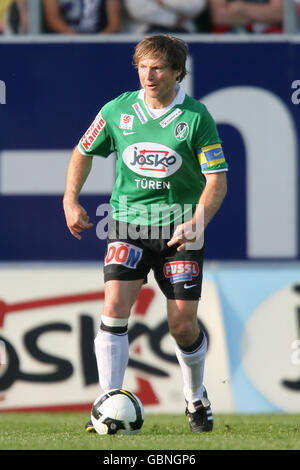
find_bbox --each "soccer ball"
[91,389,144,435]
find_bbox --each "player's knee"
[102,301,130,318]
[169,320,196,345]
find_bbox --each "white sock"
[94,315,129,392]
[175,333,207,412]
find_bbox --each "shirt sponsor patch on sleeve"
[80,112,106,152]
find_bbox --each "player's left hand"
[167,220,199,252]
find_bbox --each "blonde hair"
[133,34,188,82]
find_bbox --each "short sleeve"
[77,107,114,157]
[195,105,228,173]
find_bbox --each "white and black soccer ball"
[91,389,144,435]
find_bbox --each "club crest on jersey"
[164,261,199,284]
[120,114,135,130]
[174,122,189,142]
[122,142,182,178]
[105,242,142,269]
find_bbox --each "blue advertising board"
[0,37,299,261]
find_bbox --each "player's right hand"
[63,201,93,240]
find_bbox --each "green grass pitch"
[0,412,299,451]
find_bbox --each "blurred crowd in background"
[0,0,299,36]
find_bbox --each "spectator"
[0,0,12,33]
[295,0,300,29]
[208,0,283,33]
[123,0,207,34]
[194,4,214,32]
[1,0,28,34]
[0,0,15,32]
[43,0,121,34]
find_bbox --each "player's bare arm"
[197,171,227,227]
[297,3,300,24]
[168,171,227,251]
[242,0,283,23]
[43,0,77,34]
[63,146,94,240]
[209,0,249,27]
[100,0,121,33]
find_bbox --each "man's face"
[137,54,181,107]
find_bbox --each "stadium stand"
[295,0,300,30]
[42,0,121,34]
[0,0,28,34]
[122,0,207,34]
[0,0,290,36]
[208,0,283,34]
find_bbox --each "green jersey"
[78,86,228,225]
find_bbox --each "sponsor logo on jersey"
[164,261,199,284]
[174,122,189,142]
[160,108,182,128]
[122,142,182,178]
[120,114,135,130]
[105,242,142,269]
[80,112,106,151]
[123,131,136,135]
[132,103,148,124]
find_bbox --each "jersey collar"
[138,85,186,120]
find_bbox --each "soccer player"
[63,34,228,433]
